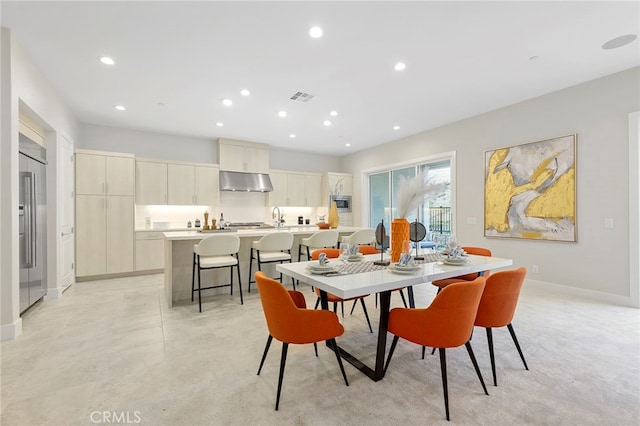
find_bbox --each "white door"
[59,134,74,288]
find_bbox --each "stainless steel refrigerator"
[19,134,47,314]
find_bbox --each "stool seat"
[198,255,238,268]
[255,251,292,262]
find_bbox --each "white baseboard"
[1,318,23,341]
[44,287,64,300]
[524,278,634,308]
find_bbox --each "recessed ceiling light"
[309,26,323,38]
[329,110,338,117]
[222,99,233,106]
[602,34,638,50]
[99,56,115,65]
[394,62,406,71]
[240,89,250,96]
[345,143,351,147]
[114,105,125,111]
[529,55,539,61]
[278,110,287,118]
[216,122,224,127]
[323,120,332,126]
[289,134,296,138]
[393,125,400,130]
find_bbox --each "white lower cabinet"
[135,232,164,271]
[76,195,134,277]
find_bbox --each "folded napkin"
[318,252,330,265]
[398,253,415,266]
[348,244,360,256]
[447,246,463,259]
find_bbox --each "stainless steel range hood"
[219,170,273,192]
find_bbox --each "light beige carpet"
[1,274,638,425]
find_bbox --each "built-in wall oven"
[329,195,352,213]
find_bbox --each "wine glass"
[340,238,351,262]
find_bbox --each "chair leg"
[333,302,338,314]
[438,348,450,421]
[257,335,273,375]
[431,347,436,356]
[230,266,234,296]
[275,342,289,411]
[236,262,243,305]
[422,346,426,359]
[399,289,408,308]
[197,264,202,313]
[465,341,489,396]
[340,301,344,318]
[507,323,529,370]
[486,327,497,386]
[248,250,254,293]
[384,335,400,375]
[314,342,318,357]
[359,298,373,333]
[328,338,349,386]
[191,253,196,302]
[314,297,320,310]
[349,300,358,315]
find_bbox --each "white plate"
[346,254,364,262]
[308,261,333,270]
[388,266,419,275]
[442,258,468,265]
[391,263,421,271]
[306,266,339,275]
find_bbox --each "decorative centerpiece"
[328,178,343,229]
[392,172,446,262]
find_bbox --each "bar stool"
[191,234,243,312]
[248,232,295,292]
[298,230,339,262]
[344,228,375,246]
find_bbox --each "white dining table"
[276,253,513,382]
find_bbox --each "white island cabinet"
[163,227,365,307]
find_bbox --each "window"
[367,156,453,245]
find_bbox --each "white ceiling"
[2,1,639,156]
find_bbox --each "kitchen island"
[163,226,366,307]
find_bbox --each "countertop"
[163,226,365,240]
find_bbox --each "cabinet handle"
[194,194,197,204]
[164,194,167,204]
[105,182,109,194]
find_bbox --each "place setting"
[306,252,344,275]
[439,238,469,266]
[388,252,422,275]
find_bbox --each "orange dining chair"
[384,277,489,421]
[255,271,349,410]
[431,246,493,293]
[475,267,529,386]
[310,249,373,333]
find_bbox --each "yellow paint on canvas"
[527,167,575,218]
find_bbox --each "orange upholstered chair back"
[389,277,486,348]
[255,271,343,344]
[358,245,380,255]
[311,248,340,260]
[453,246,493,281]
[475,267,526,328]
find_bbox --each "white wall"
[80,124,342,173]
[1,28,80,339]
[342,67,640,304]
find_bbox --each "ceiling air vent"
[290,91,315,103]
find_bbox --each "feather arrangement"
[395,172,447,219]
[329,178,344,196]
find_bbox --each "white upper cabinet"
[136,160,168,205]
[75,151,134,196]
[218,138,269,173]
[269,170,321,207]
[167,163,195,205]
[194,165,219,206]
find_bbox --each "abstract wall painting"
[484,134,577,242]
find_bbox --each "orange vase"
[391,217,410,262]
[328,201,340,229]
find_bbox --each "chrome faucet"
[272,206,282,228]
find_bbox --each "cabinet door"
[106,156,134,196]
[75,153,106,195]
[136,161,168,205]
[245,147,269,173]
[195,166,219,206]
[269,171,289,206]
[168,164,195,205]
[75,195,106,276]
[218,143,245,172]
[106,196,134,274]
[135,237,164,271]
[287,173,305,206]
[304,174,322,206]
